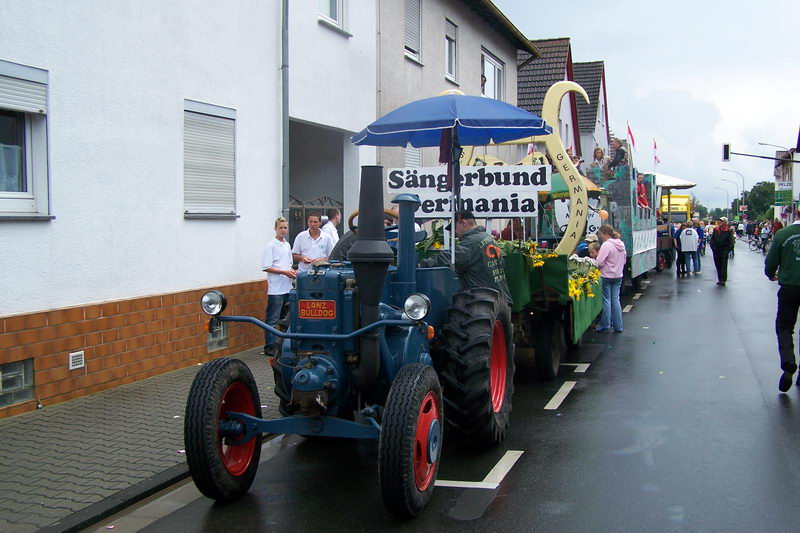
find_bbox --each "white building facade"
[0,1,285,416]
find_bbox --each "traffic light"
[722,144,731,162]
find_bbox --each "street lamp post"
[714,186,730,220]
[721,168,746,217]
[721,178,740,218]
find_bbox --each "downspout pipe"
[281,0,290,217]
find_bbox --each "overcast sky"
[494,0,798,210]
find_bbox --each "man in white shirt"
[321,208,341,246]
[679,220,700,275]
[262,216,297,356]
[292,212,334,272]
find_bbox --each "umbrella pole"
[450,127,462,268]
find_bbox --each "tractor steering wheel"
[348,208,398,233]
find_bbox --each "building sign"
[386,165,551,217]
[776,180,792,191]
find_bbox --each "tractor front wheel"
[185,357,262,501]
[440,288,514,447]
[379,363,443,518]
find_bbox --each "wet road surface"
[92,240,800,532]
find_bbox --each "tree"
[689,194,708,218]
[745,181,775,221]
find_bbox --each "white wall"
[287,0,377,220]
[0,1,282,315]
[580,80,610,163]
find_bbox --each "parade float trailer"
[414,82,604,380]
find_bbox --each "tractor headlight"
[201,290,227,316]
[403,293,431,321]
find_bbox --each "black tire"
[749,239,760,252]
[185,358,263,501]
[440,288,514,447]
[631,275,643,291]
[379,364,443,518]
[535,311,565,380]
[656,252,667,272]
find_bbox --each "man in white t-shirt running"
[321,207,341,246]
[292,212,334,273]
[262,216,296,356]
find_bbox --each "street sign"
[775,190,792,206]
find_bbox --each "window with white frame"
[318,0,346,30]
[183,100,236,217]
[445,20,457,80]
[481,51,504,100]
[0,60,49,216]
[405,0,422,60]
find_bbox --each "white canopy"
[654,172,696,190]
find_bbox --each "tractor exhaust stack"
[348,165,394,390]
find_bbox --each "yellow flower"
[432,242,442,249]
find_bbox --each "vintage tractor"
[184,166,514,517]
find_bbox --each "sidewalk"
[0,347,278,533]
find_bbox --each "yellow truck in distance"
[660,194,692,222]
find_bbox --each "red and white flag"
[627,121,637,151]
[527,143,534,155]
[653,138,661,166]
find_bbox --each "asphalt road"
[91,240,800,533]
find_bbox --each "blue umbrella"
[351,92,552,266]
[351,94,551,147]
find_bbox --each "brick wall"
[0,280,267,418]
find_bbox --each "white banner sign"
[776,179,792,191]
[387,165,551,217]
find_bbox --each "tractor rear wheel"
[535,310,565,380]
[440,288,514,447]
[379,363,443,518]
[185,357,262,501]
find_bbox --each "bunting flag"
[653,138,661,165]
[627,121,636,151]
[527,143,534,155]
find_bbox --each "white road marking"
[544,381,577,410]
[643,280,651,284]
[435,450,524,490]
[561,363,590,373]
[623,304,634,313]
[633,293,642,300]
[434,480,499,489]
[482,450,524,485]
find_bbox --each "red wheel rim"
[489,320,508,413]
[217,382,257,476]
[413,391,440,491]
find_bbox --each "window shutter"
[0,75,47,114]
[405,0,421,54]
[446,20,456,41]
[405,146,422,167]
[184,111,236,214]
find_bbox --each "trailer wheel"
[185,357,262,501]
[379,363,442,518]
[535,311,565,380]
[440,288,514,447]
[631,275,643,291]
[656,252,667,272]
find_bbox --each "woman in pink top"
[590,224,627,332]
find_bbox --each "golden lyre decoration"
[540,81,590,255]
